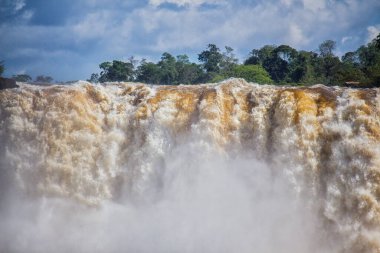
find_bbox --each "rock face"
[0,77,18,89]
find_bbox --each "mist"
[0,143,331,253]
[0,80,379,252]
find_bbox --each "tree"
[245,45,277,66]
[336,64,366,84]
[314,40,342,85]
[231,65,273,84]
[35,75,53,83]
[244,49,260,65]
[318,40,336,57]
[220,46,239,75]
[99,60,135,82]
[158,52,178,84]
[290,51,318,84]
[266,45,298,83]
[136,60,161,84]
[342,51,360,66]
[12,74,32,82]
[356,39,380,86]
[198,44,223,73]
[175,55,203,84]
[87,73,99,83]
[375,33,380,49]
[0,61,4,76]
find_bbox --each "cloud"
[280,0,293,7]
[148,0,223,7]
[366,25,380,43]
[1,0,380,81]
[302,0,326,12]
[287,24,309,46]
[341,36,352,44]
[72,11,114,40]
[14,0,26,12]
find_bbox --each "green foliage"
[176,55,204,84]
[231,65,273,84]
[220,46,239,75]
[198,44,223,73]
[89,39,380,87]
[356,38,380,86]
[136,60,161,84]
[266,45,298,82]
[99,60,135,82]
[376,33,380,49]
[158,52,178,84]
[245,45,276,66]
[12,74,32,82]
[318,40,336,57]
[35,75,53,83]
[87,73,99,83]
[0,61,4,76]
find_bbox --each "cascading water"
[0,78,379,252]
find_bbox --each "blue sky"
[1,0,380,81]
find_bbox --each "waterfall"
[0,79,379,252]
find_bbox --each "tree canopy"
[88,34,380,87]
[12,74,32,82]
[35,75,53,83]
[0,61,4,76]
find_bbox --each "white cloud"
[2,0,380,81]
[21,10,33,21]
[366,25,380,43]
[280,0,293,7]
[72,11,113,40]
[341,36,352,44]
[287,24,309,46]
[14,0,25,12]
[302,0,326,12]
[149,0,222,7]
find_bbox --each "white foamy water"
[0,79,379,252]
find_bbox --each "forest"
[4,34,380,87]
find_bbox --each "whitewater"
[0,78,379,252]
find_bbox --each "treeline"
[89,35,380,87]
[11,74,54,83]
[1,34,379,87]
[88,47,272,85]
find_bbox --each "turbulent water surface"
[0,79,380,252]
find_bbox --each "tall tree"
[198,44,223,73]
[375,33,380,49]
[315,40,342,85]
[12,74,32,82]
[136,60,161,84]
[357,38,380,86]
[220,46,239,75]
[0,61,5,76]
[290,51,318,83]
[245,45,277,67]
[0,61,4,76]
[87,73,99,83]
[99,60,135,82]
[35,75,53,83]
[158,52,178,84]
[268,45,298,82]
[318,40,336,57]
[175,55,203,84]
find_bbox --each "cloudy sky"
[1,0,380,81]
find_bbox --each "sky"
[0,0,380,82]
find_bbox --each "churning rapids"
[0,78,379,252]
